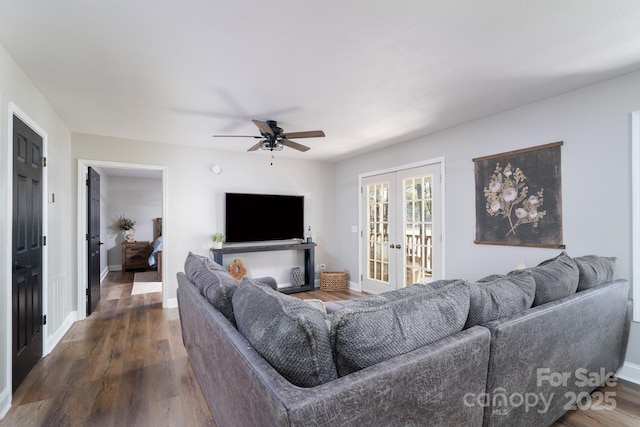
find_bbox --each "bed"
[149,217,163,281]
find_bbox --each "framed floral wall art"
[473,141,565,248]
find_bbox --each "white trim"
[6,103,50,393]
[77,159,169,320]
[100,266,109,283]
[44,311,77,355]
[617,361,640,385]
[0,386,10,420]
[357,157,446,290]
[632,111,640,323]
[165,298,178,309]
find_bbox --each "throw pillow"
[184,252,227,291]
[465,271,536,328]
[232,281,338,387]
[184,252,207,288]
[185,253,241,325]
[199,269,242,326]
[573,255,616,291]
[519,251,579,306]
[331,279,470,377]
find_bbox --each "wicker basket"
[319,271,348,291]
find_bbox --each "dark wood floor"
[1,272,639,426]
[0,271,214,427]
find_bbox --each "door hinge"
[86,288,89,296]
[86,233,89,241]
[41,314,47,325]
[42,236,47,246]
[360,186,363,194]
[86,178,89,186]
[360,274,363,281]
[42,157,47,167]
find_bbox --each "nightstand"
[122,241,150,271]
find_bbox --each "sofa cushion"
[199,269,243,326]
[331,279,470,377]
[465,272,536,328]
[522,251,579,306]
[184,252,227,291]
[232,280,338,387]
[573,255,616,291]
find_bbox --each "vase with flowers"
[115,214,136,242]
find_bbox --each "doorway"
[361,162,443,294]
[76,160,168,321]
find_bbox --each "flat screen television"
[225,192,304,243]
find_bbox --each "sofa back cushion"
[573,255,616,291]
[184,252,226,289]
[232,280,338,387]
[331,279,470,377]
[465,271,536,328]
[184,252,240,324]
[519,251,579,306]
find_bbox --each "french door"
[361,164,441,294]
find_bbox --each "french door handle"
[396,244,401,249]
[389,244,395,249]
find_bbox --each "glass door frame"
[358,157,446,292]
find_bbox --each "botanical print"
[474,142,564,248]
[484,162,546,237]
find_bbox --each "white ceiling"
[1,1,640,162]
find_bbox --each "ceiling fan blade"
[212,134,261,138]
[252,120,275,136]
[281,139,310,152]
[282,130,325,139]
[247,142,262,151]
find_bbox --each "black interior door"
[87,167,101,315]
[12,115,43,392]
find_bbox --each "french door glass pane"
[367,182,389,283]
[404,176,433,285]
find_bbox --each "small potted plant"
[211,232,226,249]
[115,214,136,241]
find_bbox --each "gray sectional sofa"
[176,252,631,427]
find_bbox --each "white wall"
[0,43,74,416]
[71,133,337,299]
[334,70,640,373]
[105,175,162,269]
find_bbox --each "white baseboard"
[0,385,11,420]
[618,361,640,385]
[348,281,362,292]
[100,266,109,283]
[165,297,178,309]
[44,311,78,356]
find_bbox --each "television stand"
[210,242,316,294]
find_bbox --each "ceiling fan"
[213,120,325,152]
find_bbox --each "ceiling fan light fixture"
[260,141,284,151]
